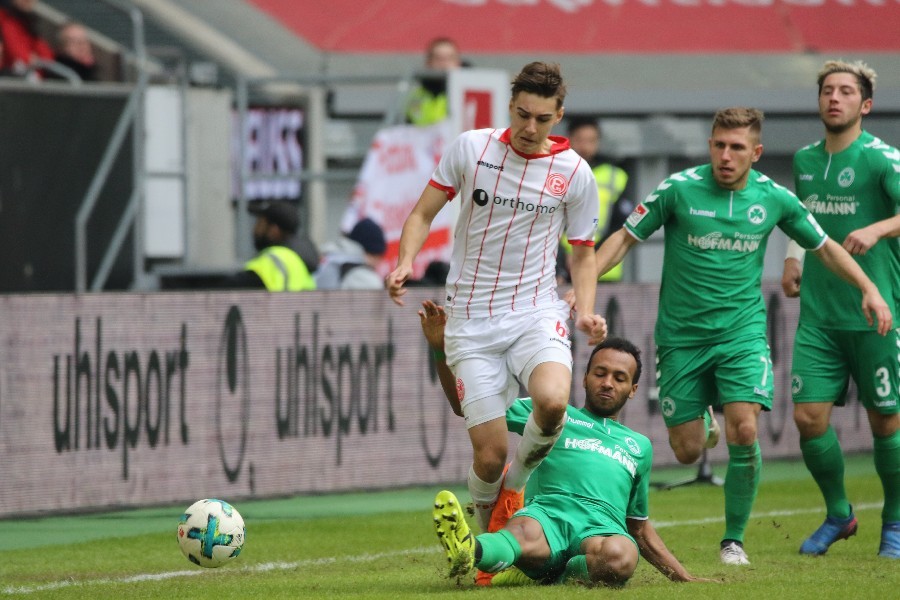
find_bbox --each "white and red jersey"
[430,128,598,318]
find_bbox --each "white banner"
[342,121,457,279]
[0,285,871,517]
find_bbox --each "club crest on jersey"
[624,437,642,456]
[545,173,569,196]
[747,204,766,225]
[456,377,466,402]
[838,167,855,188]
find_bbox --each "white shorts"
[445,301,573,428]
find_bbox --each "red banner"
[250,0,900,53]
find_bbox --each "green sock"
[873,429,900,523]
[723,441,761,544]
[560,555,590,584]
[800,426,851,519]
[475,529,521,573]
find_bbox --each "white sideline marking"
[1,502,884,595]
[0,547,436,595]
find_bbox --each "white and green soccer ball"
[177,498,246,568]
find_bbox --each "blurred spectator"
[221,201,316,291]
[405,260,450,287]
[405,37,462,126]
[559,117,634,283]
[315,218,387,290]
[0,0,53,78]
[50,21,97,82]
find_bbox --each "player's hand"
[781,258,802,298]
[861,287,893,336]
[386,265,413,306]
[843,226,879,255]
[418,300,446,351]
[562,288,576,310]
[576,313,607,345]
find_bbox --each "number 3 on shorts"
[875,366,892,398]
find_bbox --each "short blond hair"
[711,107,764,137]
[817,60,876,100]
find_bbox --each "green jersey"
[793,131,900,330]
[507,399,653,528]
[626,164,827,346]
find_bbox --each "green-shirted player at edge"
[593,107,893,566]
[418,300,714,587]
[781,60,900,559]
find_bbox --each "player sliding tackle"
[418,300,713,587]
[592,107,891,566]
[387,62,606,585]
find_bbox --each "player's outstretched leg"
[477,464,524,586]
[433,490,475,578]
[800,509,858,556]
[878,521,900,558]
[491,566,537,587]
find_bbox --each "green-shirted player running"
[782,60,900,559]
[415,299,708,587]
[593,107,892,566]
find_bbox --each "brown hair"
[711,107,764,138]
[511,62,567,109]
[817,60,876,101]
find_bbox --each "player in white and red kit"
[388,63,606,581]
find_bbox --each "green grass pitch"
[1,454,896,599]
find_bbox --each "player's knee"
[587,542,637,586]
[472,447,507,481]
[729,418,758,446]
[669,436,702,464]
[793,406,828,439]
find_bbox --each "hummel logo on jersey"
[477,160,504,171]
[799,174,814,181]
[689,207,716,218]
[471,188,557,214]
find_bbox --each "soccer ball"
[177,498,246,568]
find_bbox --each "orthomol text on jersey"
[472,188,558,214]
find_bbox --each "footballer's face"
[708,126,762,191]
[508,92,563,156]
[582,348,637,419]
[818,72,872,135]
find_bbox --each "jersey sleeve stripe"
[428,179,456,201]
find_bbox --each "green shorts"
[657,334,774,427]
[513,495,636,581]
[791,324,900,414]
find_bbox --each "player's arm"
[627,518,713,583]
[812,238,893,335]
[418,299,461,416]
[843,213,900,256]
[387,185,448,305]
[595,228,639,278]
[570,243,606,344]
[781,240,805,298]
